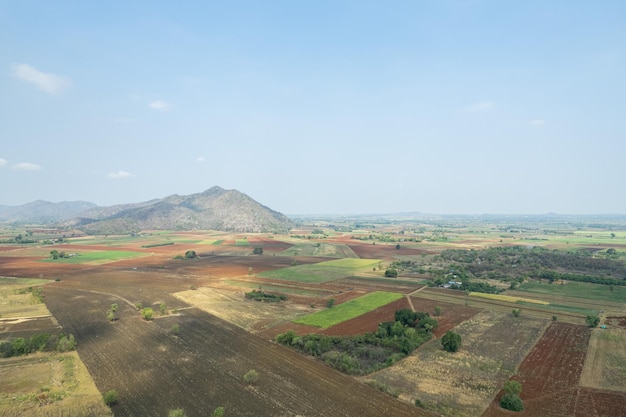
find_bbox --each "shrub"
[141,308,154,321]
[184,250,197,259]
[512,308,521,318]
[210,407,225,417]
[384,268,398,278]
[503,380,522,395]
[56,334,76,352]
[103,389,118,406]
[500,393,524,412]
[326,298,335,308]
[168,409,187,417]
[253,247,264,255]
[441,330,461,352]
[586,314,600,327]
[243,369,259,385]
[171,324,180,335]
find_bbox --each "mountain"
[0,200,97,223]
[67,186,292,234]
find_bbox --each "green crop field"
[259,258,380,283]
[222,280,330,297]
[42,250,146,264]
[293,291,403,328]
[235,239,250,246]
[519,281,626,304]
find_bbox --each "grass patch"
[519,281,626,303]
[41,250,146,264]
[294,291,403,328]
[211,240,224,246]
[515,301,597,316]
[470,292,549,305]
[222,281,329,297]
[259,258,381,283]
[235,239,250,246]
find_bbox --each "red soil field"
[482,322,626,417]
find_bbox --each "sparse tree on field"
[50,250,59,259]
[102,390,118,406]
[441,330,461,352]
[141,307,154,321]
[171,324,180,335]
[160,303,168,315]
[253,247,264,255]
[107,310,116,322]
[504,380,522,395]
[184,250,197,259]
[110,303,118,312]
[384,268,398,278]
[586,314,600,327]
[326,298,335,308]
[243,369,259,385]
[56,333,76,352]
[434,306,442,316]
[512,308,521,318]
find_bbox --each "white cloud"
[108,170,132,179]
[465,101,495,112]
[12,64,71,94]
[13,162,42,171]
[196,156,205,162]
[149,100,170,111]
[530,119,546,126]
[0,158,7,167]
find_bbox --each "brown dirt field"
[347,242,432,260]
[482,322,626,417]
[0,250,436,417]
[606,316,626,329]
[42,281,436,417]
[321,297,412,336]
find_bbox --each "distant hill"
[0,200,97,223]
[66,186,292,234]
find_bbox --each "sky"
[1,1,625,215]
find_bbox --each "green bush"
[103,389,118,406]
[500,393,524,412]
[243,369,259,384]
[141,307,154,321]
[441,330,461,352]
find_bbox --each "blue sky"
[1,1,625,214]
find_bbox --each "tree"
[503,380,522,395]
[141,307,154,321]
[56,333,76,352]
[434,306,442,316]
[512,308,521,318]
[107,310,116,322]
[171,324,180,335]
[243,369,259,385]
[160,303,168,315]
[253,247,264,255]
[184,250,197,259]
[586,314,600,327]
[500,393,524,412]
[384,268,398,278]
[441,330,461,352]
[103,390,118,406]
[395,244,401,250]
[326,298,335,308]
[50,250,59,259]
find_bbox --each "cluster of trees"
[50,249,71,259]
[500,380,524,412]
[0,333,76,357]
[437,246,626,286]
[276,309,436,375]
[244,290,287,302]
[174,250,198,260]
[388,260,427,275]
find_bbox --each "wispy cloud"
[149,100,170,111]
[12,64,71,94]
[196,156,205,162]
[13,162,42,171]
[465,101,495,112]
[108,170,132,179]
[0,158,7,167]
[530,119,546,127]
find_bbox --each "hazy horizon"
[2,1,625,215]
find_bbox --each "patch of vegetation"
[243,369,259,385]
[141,307,154,321]
[0,333,51,357]
[102,389,118,406]
[260,258,381,283]
[293,292,403,329]
[43,250,145,264]
[519,280,626,303]
[244,289,287,302]
[500,380,524,412]
[141,242,174,248]
[252,246,264,254]
[277,309,435,375]
[441,330,461,352]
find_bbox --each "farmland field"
[259,258,380,283]
[293,291,403,328]
[369,310,548,417]
[41,250,147,264]
[580,327,626,391]
[1,219,626,417]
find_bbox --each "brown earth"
[2,253,435,417]
[482,322,626,417]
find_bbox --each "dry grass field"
[580,327,626,391]
[367,310,548,417]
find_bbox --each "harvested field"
[347,242,432,260]
[409,296,482,338]
[482,322,626,417]
[369,310,548,417]
[0,352,113,417]
[43,284,436,417]
[580,327,626,391]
